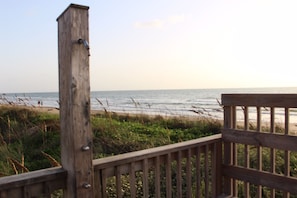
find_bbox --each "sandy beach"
[2,104,297,135]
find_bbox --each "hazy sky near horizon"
[1,0,297,93]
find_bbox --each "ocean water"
[1,87,297,121]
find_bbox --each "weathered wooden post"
[57,4,94,197]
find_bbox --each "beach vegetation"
[0,105,221,175]
[1,105,297,197]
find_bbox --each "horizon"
[1,1,297,93]
[1,86,297,94]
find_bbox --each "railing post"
[57,4,94,198]
[214,140,223,196]
[222,104,233,196]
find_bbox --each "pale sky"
[1,0,297,93]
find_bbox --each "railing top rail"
[93,134,222,169]
[0,167,66,191]
[222,94,297,107]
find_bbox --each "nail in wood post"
[57,4,93,197]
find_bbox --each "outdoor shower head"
[78,38,90,50]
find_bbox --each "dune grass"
[0,105,221,175]
[1,106,297,197]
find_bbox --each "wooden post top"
[56,4,89,21]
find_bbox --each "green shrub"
[0,106,221,175]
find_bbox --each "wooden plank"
[284,108,290,198]
[0,191,7,198]
[204,145,209,197]
[222,129,297,151]
[24,183,45,198]
[231,106,238,196]
[56,4,89,20]
[0,168,66,198]
[101,169,107,198]
[222,94,297,108]
[94,146,207,177]
[116,166,122,198]
[222,165,297,194]
[93,170,101,198]
[243,106,250,197]
[166,153,172,198]
[270,107,276,173]
[232,143,237,196]
[0,167,66,190]
[91,135,222,196]
[223,106,232,130]
[256,107,262,198]
[129,162,136,198]
[244,106,249,130]
[196,147,201,198]
[93,134,222,170]
[155,156,160,198]
[223,105,232,196]
[214,141,223,196]
[186,149,192,198]
[57,4,94,197]
[177,151,182,197]
[270,107,276,198]
[142,159,149,197]
[57,4,93,198]
[232,106,237,129]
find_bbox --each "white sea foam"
[1,87,297,122]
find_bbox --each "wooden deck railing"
[221,94,297,197]
[0,135,222,198]
[93,134,222,198]
[1,94,297,197]
[0,167,66,198]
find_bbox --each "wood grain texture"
[223,165,297,194]
[222,94,297,107]
[0,167,66,197]
[222,129,297,151]
[93,135,222,197]
[57,4,93,197]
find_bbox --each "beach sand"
[2,104,297,135]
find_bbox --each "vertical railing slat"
[177,151,182,197]
[94,170,101,197]
[196,147,201,198]
[166,153,172,198]
[205,145,209,197]
[186,149,192,198]
[256,107,262,198]
[101,169,107,198]
[232,106,238,196]
[143,158,149,197]
[244,106,250,198]
[92,135,221,197]
[129,162,136,198]
[116,166,122,198]
[215,141,223,196]
[211,143,217,197]
[0,191,7,198]
[270,107,276,198]
[223,105,233,196]
[284,108,290,198]
[155,156,160,198]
